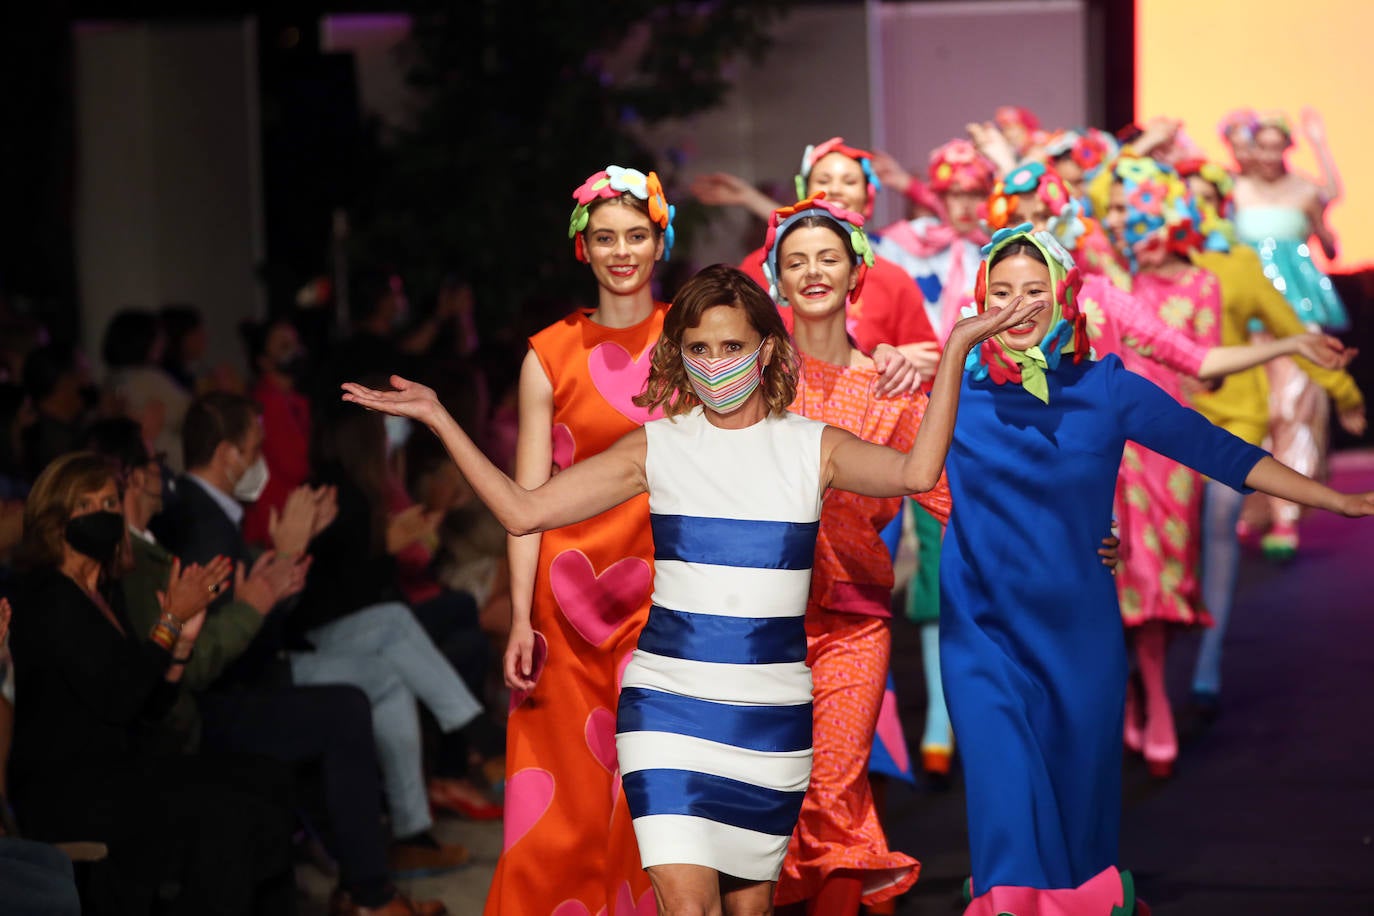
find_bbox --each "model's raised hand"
[948,296,1047,352]
[341,375,444,426]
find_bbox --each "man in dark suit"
[152,394,453,914]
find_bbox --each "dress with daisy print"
[1112,265,1222,628]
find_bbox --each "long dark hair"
[314,401,389,555]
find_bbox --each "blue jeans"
[290,601,484,837]
[1193,479,1245,696]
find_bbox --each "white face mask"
[384,415,412,452]
[232,452,271,503]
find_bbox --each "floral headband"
[994,105,1045,154]
[1088,155,1205,269]
[569,165,676,262]
[794,137,881,217]
[927,139,997,194]
[761,193,875,304]
[985,160,1088,254]
[1044,127,1120,182]
[1175,159,1236,251]
[1218,109,1291,149]
[964,223,1089,404]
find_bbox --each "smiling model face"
[986,252,1054,351]
[806,152,868,214]
[776,224,857,323]
[583,200,663,296]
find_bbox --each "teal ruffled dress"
[1235,206,1349,331]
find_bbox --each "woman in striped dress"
[342,264,1039,914]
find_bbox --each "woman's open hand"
[342,376,444,427]
[948,296,1047,353]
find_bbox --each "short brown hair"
[634,264,798,418]
[183,391,260,470]
[17,451,122,572]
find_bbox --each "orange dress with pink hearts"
[483,304,666,916]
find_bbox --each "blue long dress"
[940,353,1267,895]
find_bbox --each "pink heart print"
[551,423,575,472]
[588,342,662,425]
[613,882,657,916]
[502,767,554,852]
[550,901,592,916]
[584,707,619,773]
[550,550,651,647]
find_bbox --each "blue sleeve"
[1105,355,1269,492]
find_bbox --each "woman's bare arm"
[343,376,647,536]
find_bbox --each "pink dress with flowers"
[1110,266,1222,628]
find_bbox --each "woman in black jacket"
[9,452,294,916]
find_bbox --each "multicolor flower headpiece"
[794,137,881,218]
[761,193,875,305]
[985,160,1087,253]
[1044,127,1120,184]
[963,223,1090,404]
[1175,158,1237,251]
[568,165,676,262]
[927,139,997,195]
[1088,155,1206,269]
[1218,109,1291,150]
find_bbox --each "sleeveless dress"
[1234,206,1348,331]
[1235,206,1346,535]
[617,407,823,881]
[483,305,666,916]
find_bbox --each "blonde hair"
[634,264,798,418]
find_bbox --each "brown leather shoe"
[387,839,470,879]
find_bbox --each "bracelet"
[159,611,184,634]
[170,649,194,666]
[150,621,178,650]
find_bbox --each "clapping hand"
[158,555,234,624]
[270,485,335,557]
[386,503,443,554]
[235,551,313,616]
[0,596,11,645]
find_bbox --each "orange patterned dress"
[777,354,952,907]
[483,305,666,916]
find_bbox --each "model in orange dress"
[761,196,950,915]
[483,165,673,916]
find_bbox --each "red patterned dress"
[776,353,952,907]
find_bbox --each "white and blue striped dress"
[617,406,824,881]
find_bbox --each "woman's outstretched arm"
[825,296,1046,497]
[343,376,647,535]
[1244,456,1374,517]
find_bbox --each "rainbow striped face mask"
[681,342,765,414]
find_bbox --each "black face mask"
[65,511,125,563]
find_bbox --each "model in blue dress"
[943,226,1374,916]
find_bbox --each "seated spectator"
[295,401,494,852]
[8,452,294,915]
[154,392,461,905]
[19,344,95,482]
[240,317,313,548]
[101,309,190,471]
